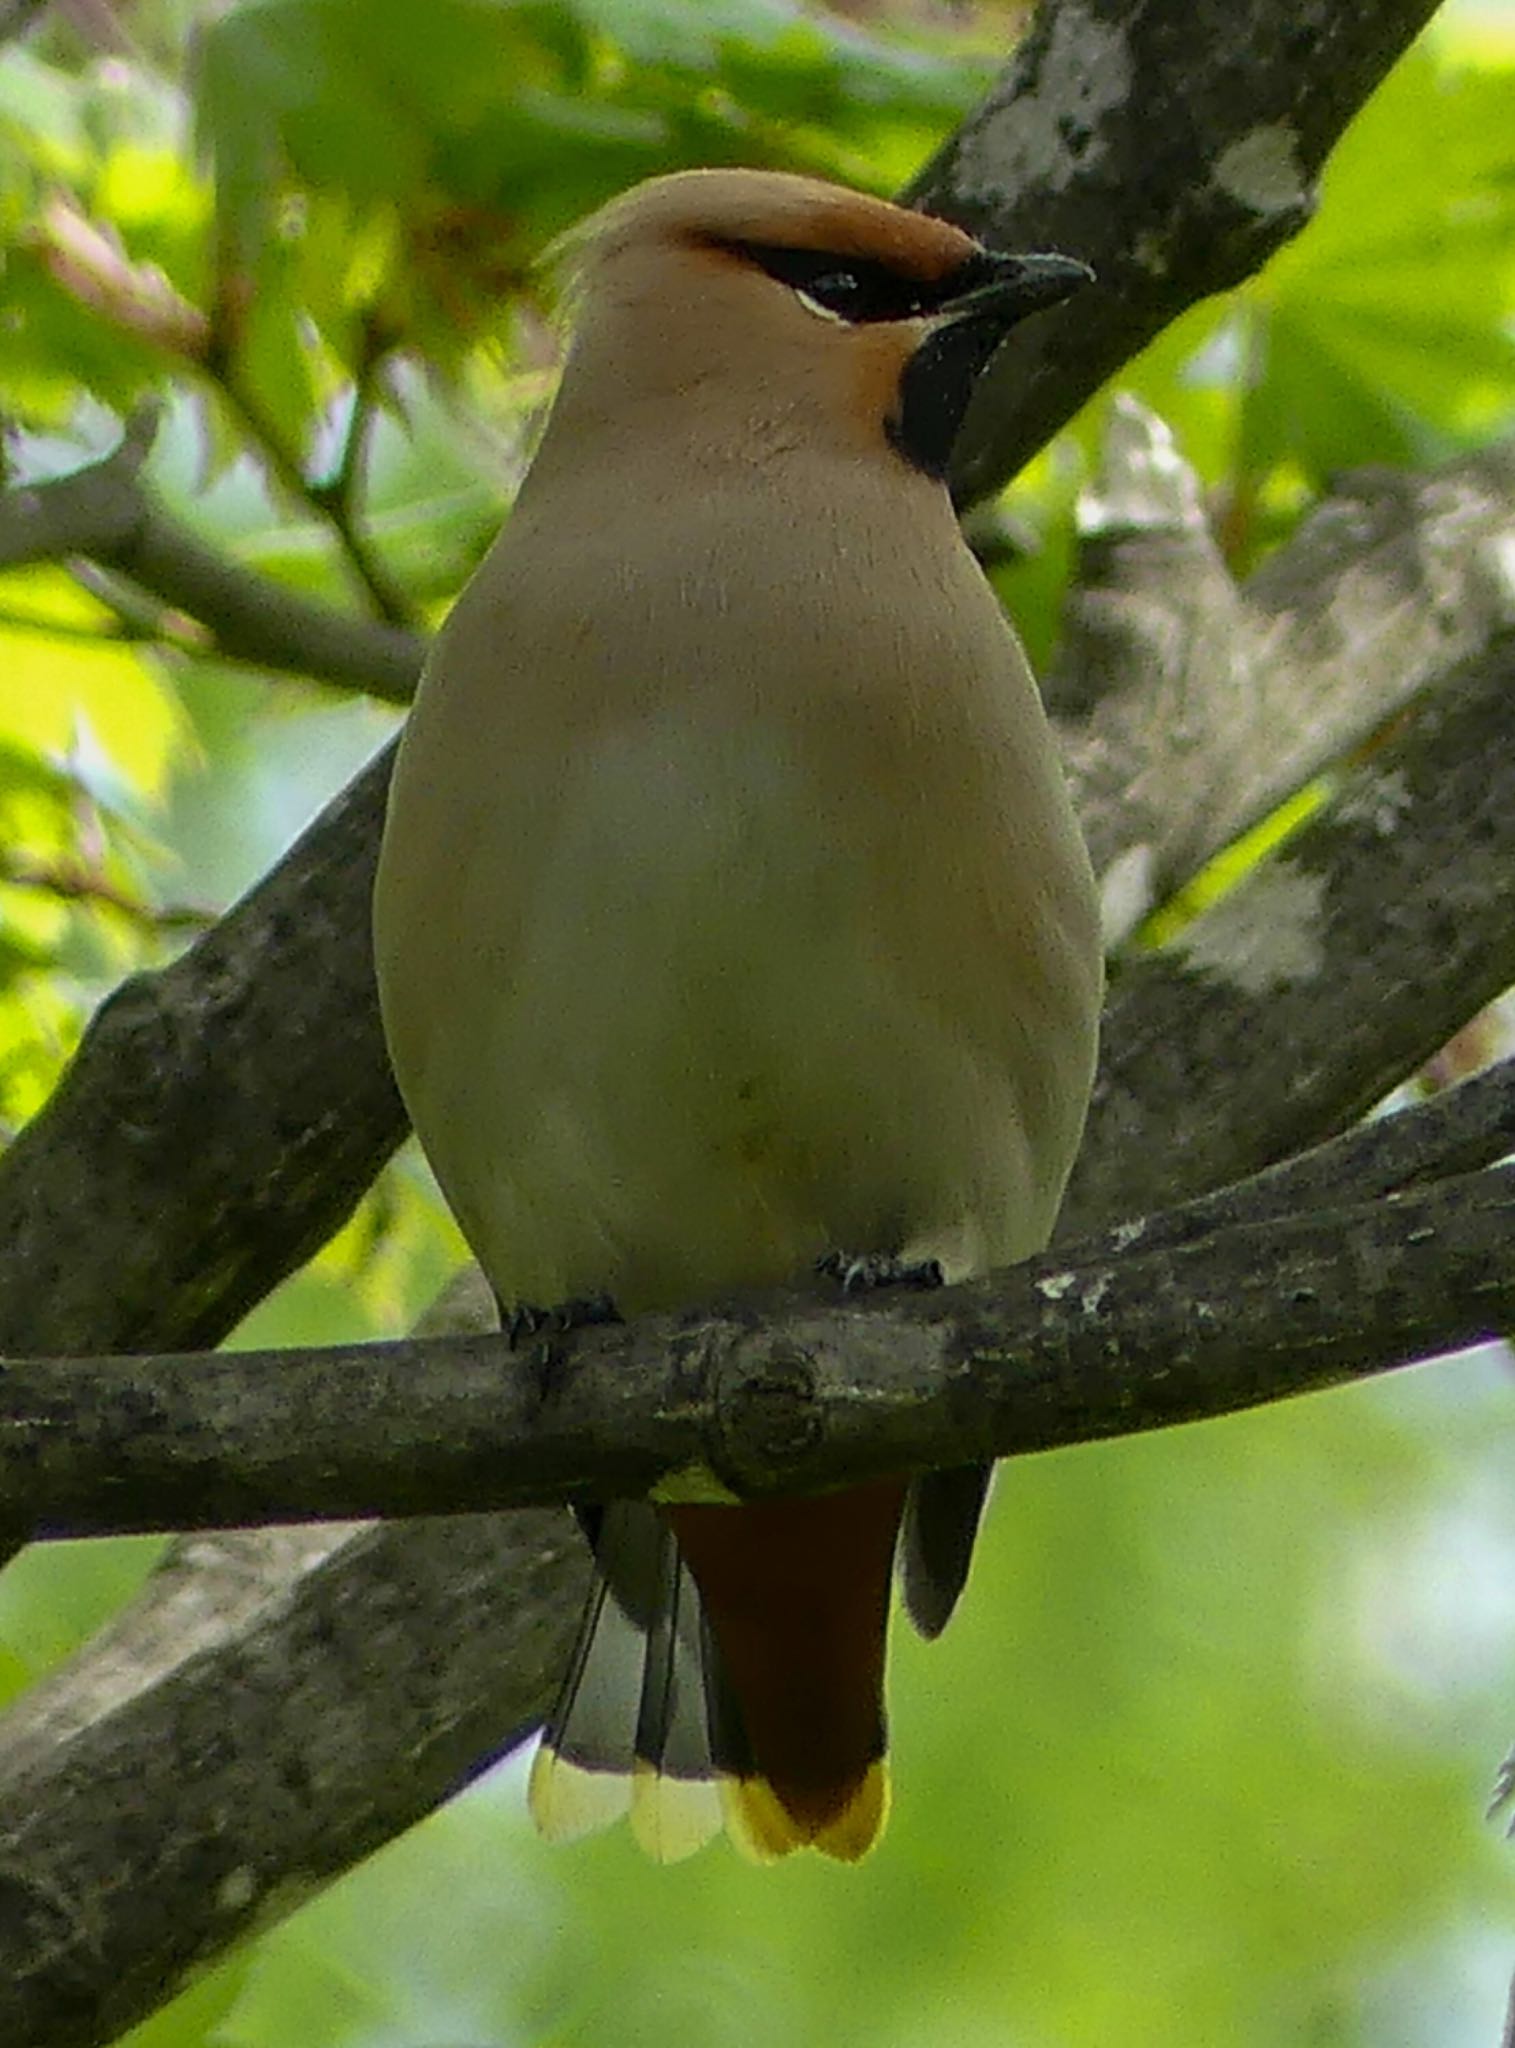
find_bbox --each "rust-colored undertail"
[666,1478,907,1861]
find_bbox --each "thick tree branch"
[0,1514,581,2048]
[0,746,404,1424]
[921,0,1446,503]
[1050,406,1515,931]
[2,1072,1510,1538]
[1063,625,1515,1234]
[0,0,49,48]
[0,1275,585,2048]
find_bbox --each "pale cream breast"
[374,444,1100,1312]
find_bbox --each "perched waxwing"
[373,169,1102,1864]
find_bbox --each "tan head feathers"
[563,167,981,286]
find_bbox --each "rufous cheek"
[846,322,933,462]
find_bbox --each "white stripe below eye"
[794,288,850,325]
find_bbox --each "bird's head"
[546,170,1091,483]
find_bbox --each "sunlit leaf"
[0,1537,168,1682]
[0,586,186,797]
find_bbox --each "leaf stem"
[202,339,416,631]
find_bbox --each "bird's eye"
[725,241,938,325]
[799,270,864,315]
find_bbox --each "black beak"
[887,249,1094,483]
[935,249,1095,327]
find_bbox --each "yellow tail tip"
[722,1762,890,1865]
[528,1742,631,1844]
[629,1759,725,1863]
[530,1742,890,1864]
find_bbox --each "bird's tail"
[528,1500,730,1862]
[528,1486,905,1863]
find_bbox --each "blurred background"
[2,0,1514,2042]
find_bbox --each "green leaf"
[115,1959,256,2048]
[1242,44,1515,482]
[0,48,89,176]
[0,1537,168,1682]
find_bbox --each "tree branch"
[0,430,425,699]
[921,0,1446,503]
[0,743,405,1411]
[0,856,216,936]
[2,1068,1510,1539]
[1050,406,1515,930]
[0,0,48,48]
[1070,622,1515,1235]
[307,333,391,536]
[0,1274,585,2048]
[0,1513,581,2048]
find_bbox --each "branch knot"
[711,1331,824,1494]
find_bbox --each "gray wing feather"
[901,1462,994,1640]
[532,1503,744,1857]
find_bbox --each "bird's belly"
[461,948,1026,1316]
[413,717,1043,1315]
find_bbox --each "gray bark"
[2,1068,1511,1535]
[0,1517,579,2048]
[1052,406,1515,932]
[915,0,1446,502]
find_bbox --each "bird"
[372,168,1103,1865]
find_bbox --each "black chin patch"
[885,313,1011,482]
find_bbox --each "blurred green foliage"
[2,0,1515,2042]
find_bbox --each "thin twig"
[1,859,217,935]
[66,557,210,649]
[310,336,387,529]
[207,369,414,628]
[0,431,426,696]
[0,606,150,647]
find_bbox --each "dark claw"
[502,1292,622,1348]
[505,1302,544,1347]
[816,1250,945,1294]
[560,1292,622,1331]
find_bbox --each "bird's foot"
[498,1292,622,1348]
[816,1250,944,1294]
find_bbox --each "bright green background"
[2,0,1515,2041]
